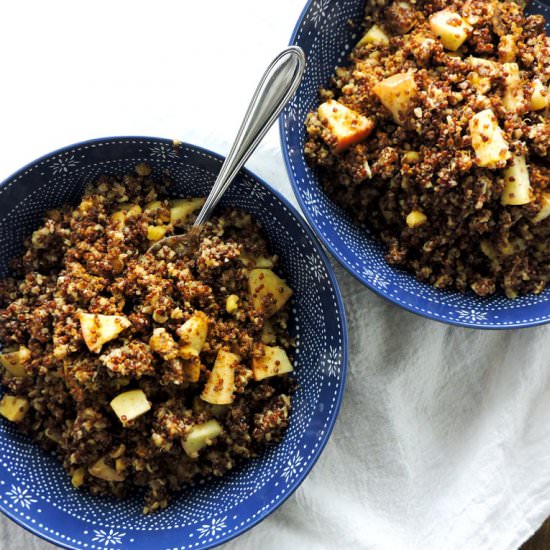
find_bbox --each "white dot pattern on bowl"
[0,138,347,550]
[281,0,550,329]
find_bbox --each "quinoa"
[305,0,550,298]
[0,166,295,514]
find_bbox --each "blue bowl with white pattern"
[281,0,550,329]
[0,137,347,549]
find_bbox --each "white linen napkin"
[1,2,549,549]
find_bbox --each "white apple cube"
[110,389,151,426]
[201,349,239,405]
[252,344,294,381]
[533,193,550,223]
[501,155,532,206]
[373,72,417,125]
[169,197,206,227]
[317,100,375,153]
[182,419,223,458]
[0,395,29,423]
[529,79,549,111]
[357,24,390,47]
[502,63,525,113]
[0,345,31,377]
[469,109,511,168]
[78,312,131,354]
[429,9,472,51]
[248,269,293,318]
[88,457,125,482]
[177,311,209,358]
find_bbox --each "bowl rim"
[0,135,349,550]
[280,0,549,331]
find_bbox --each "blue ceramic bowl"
[281,0,550,329]
[0,137,347,549]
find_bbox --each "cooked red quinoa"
[305,0,550,297]
[0,165,295,513]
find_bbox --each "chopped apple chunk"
[0,395,29,422]
[248,269,293,318]
[373,72,417,125]
[147,224,167,242]
[317,100,375,153]
[169,198,205,227]
[89,457,125,482]
[501,155,532,206]
[252,344,294,381]
[201,350,238,405]
[469,109,510,168]
[530,79,549,111]
[406,210,427,228]
[78,312,131,354]
[502,63,525,113]
[110,389,151,426]
[0,346,31,377]
[177,311,208,358]
[182,419,223,458]
[533,193,550,223]
[225,294,239,314]
[357,24,390,47]
[71,467,86,488]
[429,9,472,51]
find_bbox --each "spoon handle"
[193,45,306,226]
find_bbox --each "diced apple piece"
[533,193,550,223]
[502,63,525,113]
[0,346,31,377]
[530,79,549,111]
[110,389,151,426]
[181,419,223,458]
[252,344,294,381]
[71,467,86,488]
[248,269,293,318]
[0,395,29,422]
[501,155,532,206]
[469,109,511,168]
[317,100,375,153]
[78,312,131,354]
[169,198,205,227]
[88,457,125,482]
[177,311,208,358]
[357,24,390,47]
[429,9,472,51]
[147,225,167,242]
[406,210,427,228]
[201,350,238,405]
[373,72,417,125]
[225,294,239,314]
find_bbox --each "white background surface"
[1,1,549,549]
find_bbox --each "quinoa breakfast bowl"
[281,0,550,328]
[0,137,347,549]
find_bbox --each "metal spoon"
[148,45,306,255]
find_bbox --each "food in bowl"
[0,164,296,513]
[304,0,549,298]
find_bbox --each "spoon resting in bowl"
[148,45,306,256]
